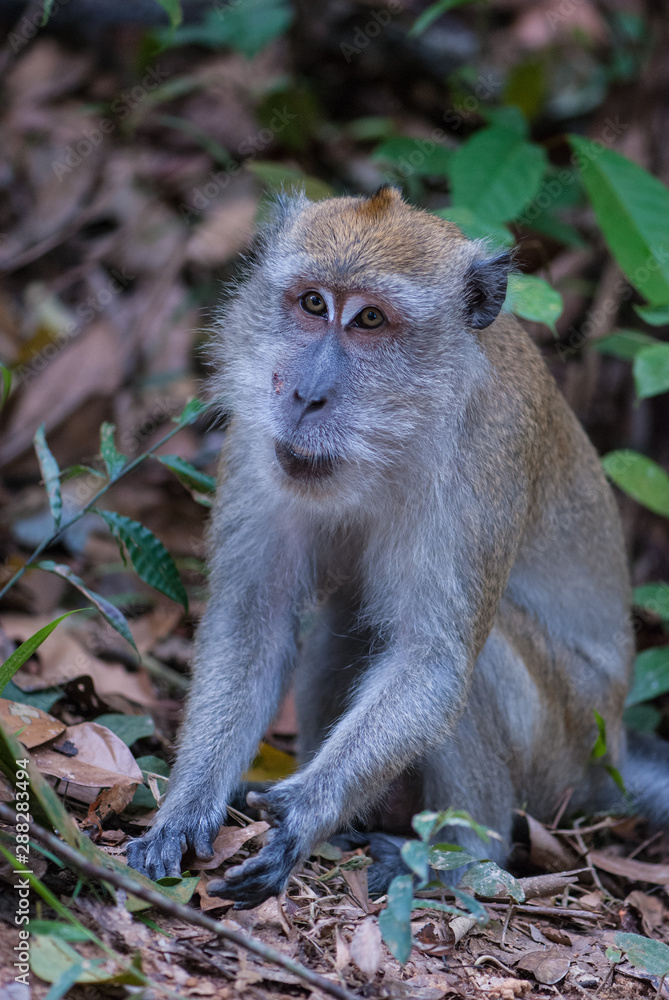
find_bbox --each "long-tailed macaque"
[127,187,669,907]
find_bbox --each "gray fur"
[127,192,667,906]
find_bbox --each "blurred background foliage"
[0,0,668,734]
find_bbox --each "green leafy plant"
[378,809,522,963]
[0,399,212,653]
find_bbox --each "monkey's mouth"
[274,440,338,482]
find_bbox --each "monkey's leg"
[126,524,304,881]
[294,596,372,762]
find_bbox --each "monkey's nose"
[293,388,328,416]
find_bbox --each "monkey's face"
[215,188,510,505]
[270,282,408,488]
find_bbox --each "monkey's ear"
[464,252,511,330]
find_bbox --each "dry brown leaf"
[196,820,269,870]
[0,698,65,748]
[1,614,155,707]
[0,319,127,464]
[589,848,669,885]
[516,946,570,985]
[578,890,604,911]
[186,195,257,267]
[350,915,382,977]
[129,604,184,655]
[31,721,142,803]
[195,876,234,912]
[86,783,138,825]
[449,913,478,945]
[334,925,351,971]
[625,889,666,935]
[520,811,580,871]
[342,865,369,912]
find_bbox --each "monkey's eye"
[353,306,385,330]
[301,292,327,317]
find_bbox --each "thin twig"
[485,902,599,920]
[0,804,360,1000]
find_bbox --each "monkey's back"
[468,313,633,817]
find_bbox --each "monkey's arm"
[126,518,303,881]
[208,629,477,907]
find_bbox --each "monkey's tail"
[621,730,669,830]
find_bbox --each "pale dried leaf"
[350,916,382,977]
[197,820,269,869]
[589,848,669,885]
[0,697,65,748]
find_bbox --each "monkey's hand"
[126,813,219,881]
[207,788,303,909]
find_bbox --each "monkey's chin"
[274,440,338,483]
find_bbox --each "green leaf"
[452,887,489,923]
[154,0,182,29]
[93,509,188,610]
[0,679,61,711]
[412,899,467,917]
[459,861,525,902]
[606,946,623,964]
[36,561,138,653]
[413,891,487,924]
[0,610,82,692]
[410,0,478,36]
[623,703,662,734]
[570,135,669,306]
[634,343,669,399]
[30,935,140,988]
[401,840,429,882]
[163,0,291,57]
[411,808,497,844]
[593,329,659,360]
[633,582,669,623]
[602,450,669,517]
[634,302,669,326]
[34,424,62,530]
[626,646,669,706]
[59,464,106,481]
[31,921,91,941]
[94,713,154,746]
[150,874,200,907]
[484,105,528,137]
[40,0,56,26]
[429,845,476,870]
[450,127,548,224]
[373,137,452,177]
[378,874,414,964]
[248,161,333,202]
[157,454,216,504]
[174,397,210,428]
[591,708,607,759]
[503,274,563,332]
[614,932,669,978]
[99,422,127,480]
[522,210,586,249]
[434,206,513,249]
[0,362,11,409]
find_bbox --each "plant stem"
[0,419,189,603]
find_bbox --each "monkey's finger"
[246,790,268,810]
[125,838,150,877]
[193,832,215,861]
[149,833,184,880]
